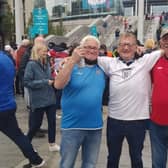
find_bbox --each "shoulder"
[0,51,14,64]
[98,56,116,64]
[26,60,38,68]
[98,56,114,61]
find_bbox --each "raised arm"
[54,47,83,89]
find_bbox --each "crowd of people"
[1,24,168,168]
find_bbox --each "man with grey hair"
[97,32,163,168]
[54,35,105,168]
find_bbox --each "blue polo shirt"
[61,64,105,129]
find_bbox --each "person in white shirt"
[97,32,163,168]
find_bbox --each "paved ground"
[0,95,153,168]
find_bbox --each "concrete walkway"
[0,95,152,168]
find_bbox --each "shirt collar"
[118,56,135,66]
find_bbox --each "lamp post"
[22,0,26,37]
[69,0,72,15]
[145,0,148,14]
[64,2,67,16]
[135,0,138,16]
[15,0,24,45]
[137,0,144,44]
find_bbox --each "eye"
[83,46,98,50]
[119,43,136,48]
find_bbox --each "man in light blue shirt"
[54,35,105,168]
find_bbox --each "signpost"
[29,8,48,38]
[90,25,98,37]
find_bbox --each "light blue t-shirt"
[61,64,105,129]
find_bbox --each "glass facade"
[46,0,124,18]
[34,0,46,8]
[151,5,168,15]
[123,0,168,16]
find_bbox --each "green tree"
[0,3,14,44]
[55,19,65,35]
[25,12,33,37]
[48,19,66,36]
[48,21,56,34]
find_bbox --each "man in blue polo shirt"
[54,35,105,168]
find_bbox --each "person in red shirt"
[150,28,168,168]
[15,39,31,94]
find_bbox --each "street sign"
[163,23,168,28]
[28,26,36,39]
[33,8,48,22]
[33,24,48,34]
[32,8,48,35]
[90,25,98,37]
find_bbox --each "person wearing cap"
[4,45,13,53]
[48,42,69,118]
[149,28,168,168]
[4,45,15,60]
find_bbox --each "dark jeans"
[18,72,24,97]
[0,109,41,163]
[106,117,147,168]
[27,105,56,143]
[15,72,21,94]
[55,89,62,110]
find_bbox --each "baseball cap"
[160,28,168,39]
[4,45,12,51]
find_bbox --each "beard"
[84,58,97,65]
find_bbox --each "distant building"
[123,0,168,16]
[46,0,124,18]
[46,0,72,17]
[34,0,46,8]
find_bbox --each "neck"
[40,57,46,64]
[84,58,97,65]
[119,57,134,62]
